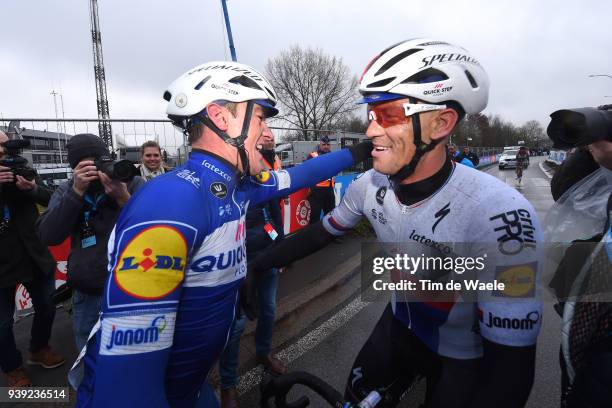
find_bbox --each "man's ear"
[206,104,229,131]
[430,108,459,142]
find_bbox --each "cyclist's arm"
[467,190,544,407]
[251,171,369,271]
[248,141,371,206]
[470,340,536,408]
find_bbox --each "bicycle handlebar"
[260,371,346,408]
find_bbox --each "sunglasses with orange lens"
[367,101,447,128]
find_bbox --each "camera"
[94,156,137,183]
[0,139,37,182]
[547,104,612,149]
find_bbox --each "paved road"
[4,157,561,408]
[239,157,561,408]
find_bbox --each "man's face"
[231,103,270,175]
[142,147,162,171]
[589,140,612,170]
[365,99,421,175]
[319,140,331,153]
[260,129,275,151]
[0,132,7,160]
[463,147,469,154]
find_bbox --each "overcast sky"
[2,0,611,132]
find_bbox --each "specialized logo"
[419,53,480,69]
[106,316,167,350]
[480,310,540,331]
[375,186,387,205]
[255,171,271,183]
[210,182,228,199]
[100,313,175,356]
[493,263,536,298]
[432,202,451,233]
[489,209,536,255]
[351,367,363,387]
[176,169,200,188]
[296,200,311,226]
[115,226,187,299]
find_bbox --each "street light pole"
[50,90,64,165]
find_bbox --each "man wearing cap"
[37,134,145,352]
[307,135,336,224]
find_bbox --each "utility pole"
[89,0,113,150]
[50,90,64,165]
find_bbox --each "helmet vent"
[402,68,448,84]
[229,75,263,91]
[163,91,172,101]
[375,48,422,76]
[366,77,396,88]
[464,70,478,88]
[264,86,276,100]
[194,75,211,90]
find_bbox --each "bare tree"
[265,45,359,140]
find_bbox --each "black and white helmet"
[164,61,278,125]
[358,39,489,114]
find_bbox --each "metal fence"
[1,118,504,170]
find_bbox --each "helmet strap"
[390,97,442,184]
[198,100,256,178]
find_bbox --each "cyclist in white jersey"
[249,39,543,407]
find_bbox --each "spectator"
[547,141,612,408]
[219,129,286,408]
[307,135,335,224]
[449,144,475,168]
[37,134,145,352]
[0,131,64,387]
[138,140,165,181]
[455,146,480,167]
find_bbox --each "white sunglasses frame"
[368,103,447,123]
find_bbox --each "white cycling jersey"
[323,162,543,359]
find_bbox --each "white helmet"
[358,39,489,114]
[164,61,278,123]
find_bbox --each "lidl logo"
[493,263,536,298]
[115,226,187,299]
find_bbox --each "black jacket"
[36,177,144,295]
[0,177,56,288]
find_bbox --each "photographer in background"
[0,130,64,387]
[37,133,144,352]
[546,105,612,407]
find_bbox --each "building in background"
[1,125,73,185]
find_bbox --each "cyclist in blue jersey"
[69,61,372,407]
[250,39,543,407]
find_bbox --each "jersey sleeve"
[469,190,544,348]
[322,171,369,236]
[246,147,353,206]
[86,181,203,407]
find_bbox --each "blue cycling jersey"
[71,148,354,407]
